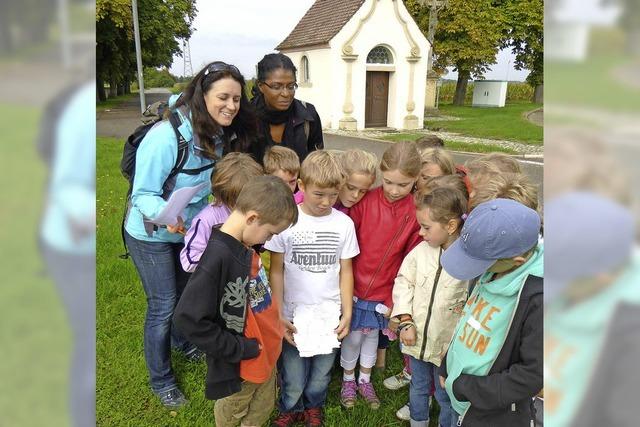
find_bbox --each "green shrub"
[143,67,176,88]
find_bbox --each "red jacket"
[349,187,422,308]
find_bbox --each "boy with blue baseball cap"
[437,198,543,427]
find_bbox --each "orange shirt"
[240,251,285,383]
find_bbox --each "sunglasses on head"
[204,62,240,76]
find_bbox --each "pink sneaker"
[358,381,380,409]
[340,379,358,408]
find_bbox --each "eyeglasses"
[261,81,298,93]
[204,61,240,76]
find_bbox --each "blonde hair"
[414,187,467,230]
[484,152,521,174]
[339,149,378,182]
[419,147,455,176]
[465,157,502,191]
[421,174,469,200]
[212,152,264,208]
[469,173,539,211]
[263,145,301,175]
[235,175,298,226]
[299,150,345,188]
[380,141,422,178]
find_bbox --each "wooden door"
[365,71,389,128]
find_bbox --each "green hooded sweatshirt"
[445,243,544,417]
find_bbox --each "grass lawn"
[545,55,640,112]
[0,104,70,426]
[381,133,517,154]
[97,92,138,112]
[97,136,440,426]
[425,102,543,145]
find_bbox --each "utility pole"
[57,0,71,68]
[183,40,193,77]
[132,0,146,113]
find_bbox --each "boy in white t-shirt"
[266,150,359,427]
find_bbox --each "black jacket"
[439,275,543,427]
[253,98,323,163]
[569,302,640,427]
[173,229,260,400]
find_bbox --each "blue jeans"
[277,340,337,412]
[409,357,454,427]
[125,232,194,393]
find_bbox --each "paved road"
[97,89,543,202]
[97,90,172,139]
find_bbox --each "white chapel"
[276,0,430,131]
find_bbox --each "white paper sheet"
[148,182,208,226]
[293,302,342,357]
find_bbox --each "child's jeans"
[409,356,454,427]
[277,340,337,413]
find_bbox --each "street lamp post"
[132,0,146,113]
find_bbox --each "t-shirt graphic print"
[264,206,360,320]
[289,230,341,273]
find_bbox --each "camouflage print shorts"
[214,368,276,427]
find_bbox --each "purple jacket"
[180,203,231,272]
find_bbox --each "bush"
[143,67,176,88]
[438,80,534,104]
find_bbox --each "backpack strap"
[299,100,310,142]
[120,111,194,259]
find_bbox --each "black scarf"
[253,92,294,125]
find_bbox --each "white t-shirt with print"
[264,206,360,320]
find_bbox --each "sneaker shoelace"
[359,381,379,402]
[305,408,322,425]
[273,412,299,427]
[342,380,357,398]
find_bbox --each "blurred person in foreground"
[544,129,640,426]
[38,80,96,426]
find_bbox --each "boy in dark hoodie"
[438,198,543,427]
[174,175,298,427]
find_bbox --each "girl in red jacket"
[339,142,423,409]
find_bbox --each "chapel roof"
[276,0,367,51]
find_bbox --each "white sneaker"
[383,371,411,390]
[397,397,433,422]
[396,403,411,421]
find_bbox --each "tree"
[503,0,543,103]
[405,0,449,74]
[0,0,57,55]
[96,0,197,101]
[406,0,506,105]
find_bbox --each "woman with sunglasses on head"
[252,53,323,163]
[124,61,257,409]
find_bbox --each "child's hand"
[281,318,297,346]
[167,216,185,235]
[388,317,400,333]
[439,375,446,389]
[400,325,416,346]
[334,316,351,340]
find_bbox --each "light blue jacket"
[41,82,96,254]
[124,96,217,243]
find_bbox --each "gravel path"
[325,127,543,155]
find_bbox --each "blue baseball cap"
[545,191,634,302]
[441,198,541,280]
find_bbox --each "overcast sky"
[169,0,530,82]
